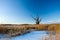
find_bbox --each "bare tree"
[32,15,42,24]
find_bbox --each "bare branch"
[31,15,42,24]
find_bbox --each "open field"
[0,24,60,36]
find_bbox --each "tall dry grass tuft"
[43,31,60,40]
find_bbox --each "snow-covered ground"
[0,31,60,40]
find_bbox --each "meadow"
[0,24,60,36]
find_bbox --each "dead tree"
[32,16,42,24]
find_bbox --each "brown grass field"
[0,24,60,36]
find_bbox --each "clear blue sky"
[0,0,60,24]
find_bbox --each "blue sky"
[0,0,60,24]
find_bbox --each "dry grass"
[0,24,60,36]
[48,24,60,32]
